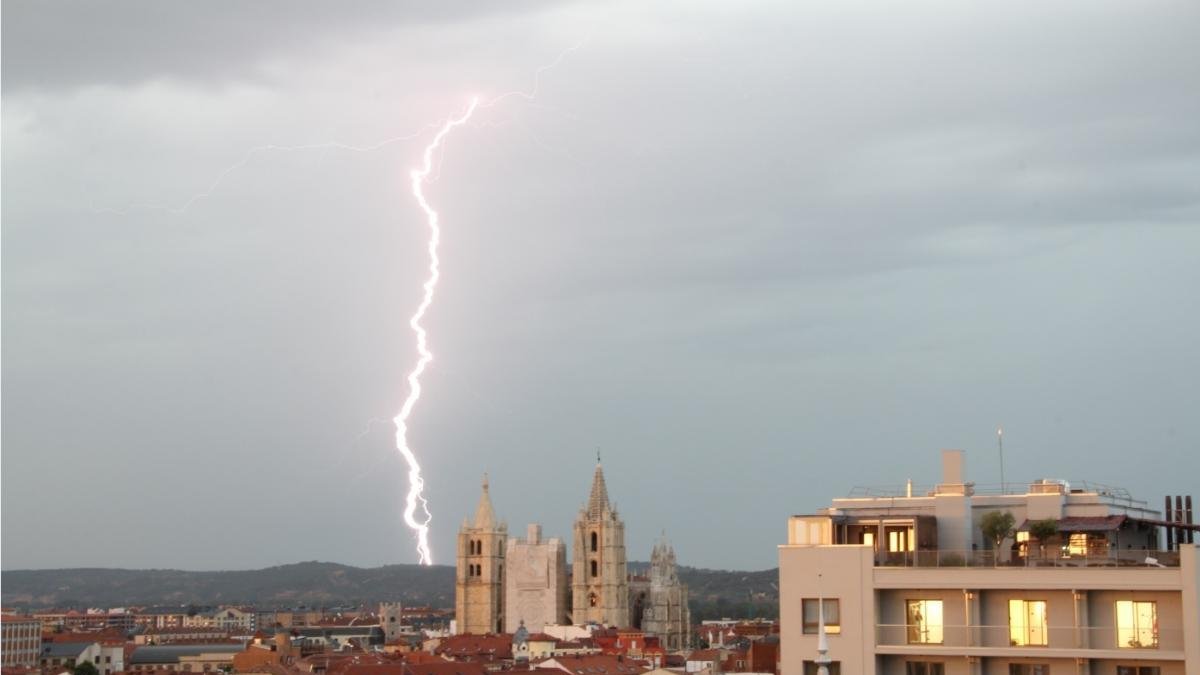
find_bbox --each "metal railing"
[874,549,1180,568]
[875,623,1182,651]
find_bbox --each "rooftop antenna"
[997,426,1006,494]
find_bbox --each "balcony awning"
[1017,515,1126,532]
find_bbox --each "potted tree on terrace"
[980,511,1016,566]
[1028,519,1059,565]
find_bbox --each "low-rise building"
[128,644,246,672]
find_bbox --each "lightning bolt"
[395,97,479,566]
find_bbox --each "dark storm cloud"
[1,0,560,91]
[3,0,1198,571]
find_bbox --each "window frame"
[801,598,841,635]
[905,599,944,645]
[1008,599,1049,647]
[1115,600,1158,649]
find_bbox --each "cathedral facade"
[454,476,507,634]
[453,461,686,643]
[504,523,568,632]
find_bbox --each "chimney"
[942,450,965,485]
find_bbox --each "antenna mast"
[998,426,1006,493]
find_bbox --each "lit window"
[888,529,915,553]
[906,600,943,644]
[905,662,944,675]
[801,599,840,635]
[1067,533,1088,556]
[1009,600,1048,646]
[1116,601,1157,648]
[862,532,875,549]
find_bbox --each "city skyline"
[4,0,1199,572]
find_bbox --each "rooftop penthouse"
[789,450,1192,569]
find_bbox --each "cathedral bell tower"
[571,459,629,627]
[455,475,507,634]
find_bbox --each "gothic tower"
[455,475,507,634]
[571,460,629,627]
[639,533,691,650]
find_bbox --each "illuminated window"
[1067,533,1088,556]
[862,532,875,549]
[801,599,840,635]
[588,593,598,607]
[1008,665,1049,675]
[906,600,944,644]
[905,662,944,675]
[1116,601,1158,648]
[887,529,915,553]
[1009,600,1048,646]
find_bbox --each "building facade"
[633,534,691,650]
[572,461,630,627]
[1,615,42,668]
[380,602,404,642]
[456,475,507,634]
[779,450,1200,675]
[505,523,569,633]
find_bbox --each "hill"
[2,561,778,618]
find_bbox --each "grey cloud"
[3,0,1198,571]
[1,0,562,92]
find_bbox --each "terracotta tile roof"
[434,634,513,661]
[687,650,722,662]
[537,655,649,675]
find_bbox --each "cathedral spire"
[587,459,611,519]
[474,473,496,529]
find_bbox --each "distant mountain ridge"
[2,561,778,619]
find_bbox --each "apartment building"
[779,450,1200,675]
[1,615,43,667]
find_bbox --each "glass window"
[802,663,840,675]
[1116,668,1160,675]
[905,599,944,644]
[1067,533,1088,556]
[1008,665,1049,675]
[1008,599,1048,646]
[1116,600,1158,648]
[802,599,841,635]
[905,663,944,675]
[862,532,875,549]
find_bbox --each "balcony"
[874,623,1185,658]
[873,548,1180,568]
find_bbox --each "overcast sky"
[3,1,1198,572]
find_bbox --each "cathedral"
[454,461,690,646]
